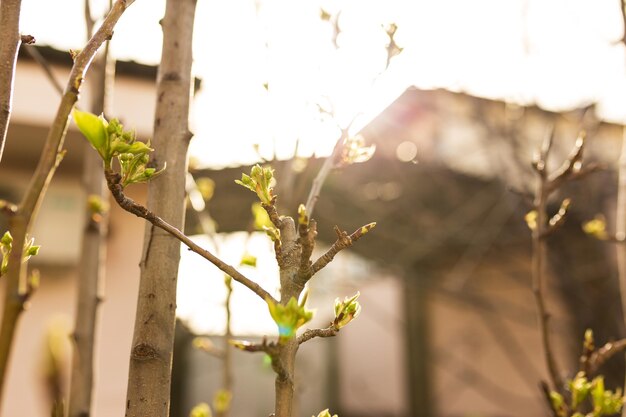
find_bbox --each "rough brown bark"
[68,4,115,414]
[273,218,301,417]
[123,0,196,415]
[0,0,134,407]
[0,0,23,164]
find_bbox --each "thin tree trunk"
[68,3,115,413]
[218,279,233,417]
[124,0,196,415]
[0,0,23,164]
[617,127,626,417]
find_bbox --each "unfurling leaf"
[569,372,592,409]
[333,292,361,329]
[266,296,314,342]
[22,236,40,263]
[235,164,275,205]
[590,376,623,416]
[73,109,108,159]
[74,111,162,186]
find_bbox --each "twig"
[262,199,283,229]
[311,223,376,274]
[0,1,135,405]
[304,127,349,219]
[297,325,338,345]
[529,129,601,396]
[530,131,565,394]
[230,337,278,355]
[0,200,17,216]
[0,0,24,164]
[587,339,626,375]
[68,2,114,416]
[84,0,95,39]
[104,169,277,304]
[23,46,64,96]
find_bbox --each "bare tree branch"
[311,223,376,275]
[304,129,347,219]
[105,169,277,304]
[23,46,64,96]
[529,129,598,397]
[588,338,626,375]
[297,325,338,345]
[68,1,114,415]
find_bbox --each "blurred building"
[1,45,625,417]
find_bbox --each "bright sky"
[21,0,626,168]
[19,0,626,334]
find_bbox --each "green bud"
[334,292,361,329]
[111,141,133,154]
[240,253,257,267]
[127,141,152,155]
[87,194,109,216]
[189,402,212,417]
[298,204,308,226]
[549,391,565,417]
[26,245,40,257]
[1,231,13,247]
[360,222,376,235]
[213,390,232,414]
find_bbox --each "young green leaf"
[73,110,108,159]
